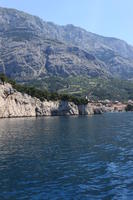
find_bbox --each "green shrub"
[0,74,88,105]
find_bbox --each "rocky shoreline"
[0,83,131,118]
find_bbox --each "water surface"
[0,113,133,199]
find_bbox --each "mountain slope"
[0,7,133,80]
[0,35,107,80]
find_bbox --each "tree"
[0,74,7,85]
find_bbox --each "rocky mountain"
[0,7,133,80]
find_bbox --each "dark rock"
[125,104,133,111]
[93,108,103,114]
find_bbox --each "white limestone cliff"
[0,83,94,118]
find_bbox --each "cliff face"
[0,83,94,118]
[1,7,133,80]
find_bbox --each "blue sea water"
[0,113,133,199]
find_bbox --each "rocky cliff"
[0,83,94,118]
[1,7,133,80]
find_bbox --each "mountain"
[0,7,133,81]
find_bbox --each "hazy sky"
[0,0,133,44]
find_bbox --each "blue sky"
[0,0,133,44]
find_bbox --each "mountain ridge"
[0,7,133,80]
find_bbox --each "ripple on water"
[0,113,133,199]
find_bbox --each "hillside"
[26,76,133,101]
[1,7,133,80]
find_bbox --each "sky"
[0,0,133,44]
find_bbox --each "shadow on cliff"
[51,101,76,116]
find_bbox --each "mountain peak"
[0,6,133,81]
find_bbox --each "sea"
[0,113,133,199]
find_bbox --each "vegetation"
[0,73,7,85]
[25,76,133,101]
[2,74,133,102]
[0,74,88,105]
[125,104,133,111]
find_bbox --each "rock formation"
[1,7,133,81]
[0,83,94,118]
[0,83,128,118]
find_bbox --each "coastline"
[0,83,131,119]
